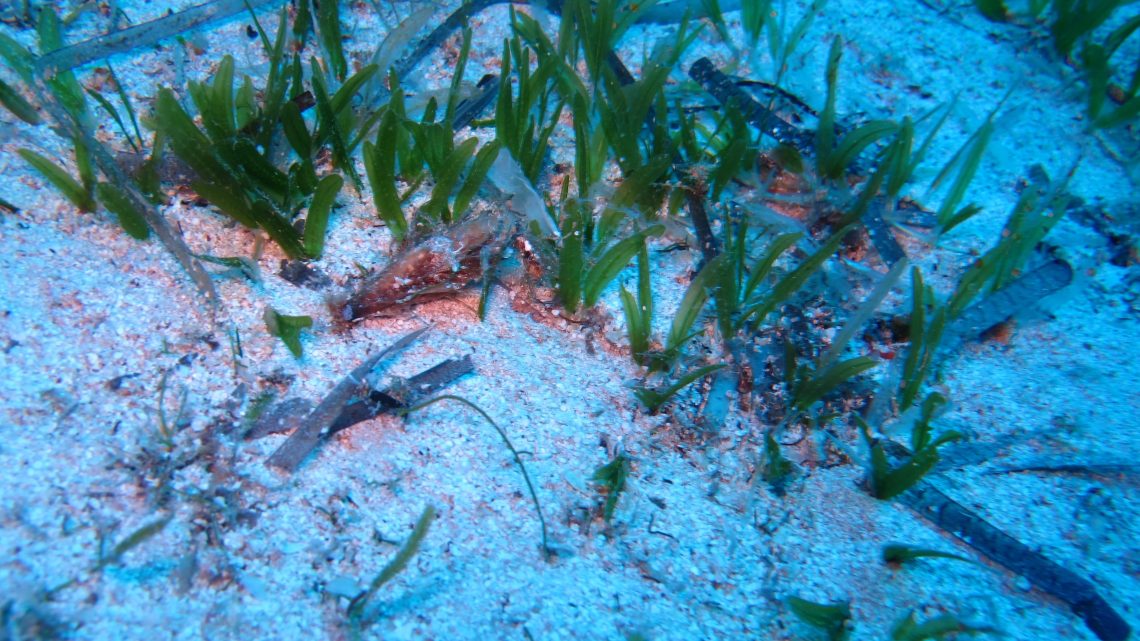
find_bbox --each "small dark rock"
[279,260,333,290]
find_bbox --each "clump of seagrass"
[329,215,512,324]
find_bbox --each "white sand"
[0,1,1137,640]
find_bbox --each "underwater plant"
[634,364,727,413]
[592,451,631,524]
[881,543,976,567]
[890,611,1000,641]
[0,1,1131,638]
[263,308,313,359]
[859,392,962,500]
[618,244,654,366]
[346,504,435,630]
[977,0,1140,129]
[787,595,853,641]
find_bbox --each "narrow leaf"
[453,140,500,219]
[558,203,585,313]
[743,232,802,301]
[882,544,974,566]
[794,356,878,412]
[304,174,343,258]
[96,182,150,239]
[99,516,172,568]
[787,595,852,640]
[635,364,726,413]
[0,78,41,124]
[826,120,899,179]
[620,285,648,365]
[583,225,664,308]
[347,504,435,621]
[742,229,847,328]
[281,101,312,159]
[667,258,716,352]
[316,0,347,81]
[423,137,478,221]
[19,148,94,211]
[364,112,407,240]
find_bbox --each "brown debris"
[330,215,513,324]
[266,327,429,473]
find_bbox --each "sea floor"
[0,1,1138,640]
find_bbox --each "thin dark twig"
[399,394,551,559]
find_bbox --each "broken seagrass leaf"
[249,355,472,442]
[949,259,1073,341]
[327,355,474,436]
[635,363,727,414]
[96,182,150,240]
[245,396,313,440]
[891,611,999,641]
[688,57,814,151]
[881,543,976,566]
[18,148,94,212]
[266,326,429,472]
[786,596,852,641]
[898,483,1131,641]
[451,73,501,132]
[330,215,512,324]
[35,0,282,75]
[593,452,631,524]
[263,307,312,359]
[347,504,435,625]
[984,462,1140,478]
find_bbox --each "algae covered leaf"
[593,452,631,524]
